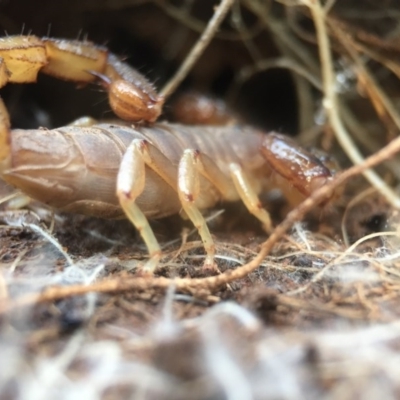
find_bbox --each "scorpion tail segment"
[261,133,335,203]
[0,36,108,86]
[0,36,47,85]
[41,38,108,82]
[0,98,11,170]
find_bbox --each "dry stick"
[1,133,400,314]
[303,0,400,208]
[160,0,235,99]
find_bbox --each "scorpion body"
[0,35,337,271]
[4,123,267,219]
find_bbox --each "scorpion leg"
[177,150,248,270]
[117,139,178,272]
[229,163,273,233]
[177,149,280,266]
[119,143,238,272]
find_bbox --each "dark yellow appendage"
[0,98,11,170]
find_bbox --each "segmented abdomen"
[5,123,266,218]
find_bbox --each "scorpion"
[0,35,338,272]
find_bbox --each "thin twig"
[160,0,235,99]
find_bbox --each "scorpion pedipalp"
[260,133,340,206]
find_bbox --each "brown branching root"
[2,0,400,398]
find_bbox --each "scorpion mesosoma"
[0,35,337,272]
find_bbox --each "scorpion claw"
[108,79,164,123]
[261,133,341,206]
